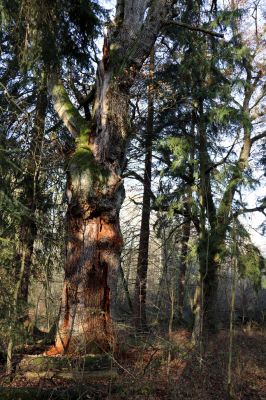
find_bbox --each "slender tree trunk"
[227,218,237,397]
[119,263,133,311]
[7,248,26,375]
[197,97,219,332]
[156,228,169,322]
[134,49,154,331]
[19,75,47,319]
[191,284,201,344]
[178,217,191,322]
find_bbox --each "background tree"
[134,48,155,331]
[152,0,266,331]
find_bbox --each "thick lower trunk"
[199,238,221,333]
[201,263,218,332]
[47,139,124,355]
[54,208,123,354]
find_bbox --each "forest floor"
[0,325,265,399]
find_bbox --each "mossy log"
[16,354,117,381]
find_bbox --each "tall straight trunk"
[156,228,169,322]
[19,75,47,318]
[46,1,175,354]
[134,48,154,331]
[227,218,237,397]
[197,97,219,332]
[178,217,191,321]
[178,114,195,323]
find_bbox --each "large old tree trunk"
[51,73,127,354]
[47,1,175,354]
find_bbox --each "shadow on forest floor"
[0,326,265,399]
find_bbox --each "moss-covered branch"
[217,130,252,226]
[49,72,90,139]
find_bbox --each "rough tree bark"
[134,48,154,331]
[47,0,176,354]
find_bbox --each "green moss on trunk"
[70,147,108,184]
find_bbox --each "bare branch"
[249,88,266,111]
[164,20,224,38]
[251,131,266,144]
[123,170,156,201]
[206,137,238,174]
[123,170,144,184]
[233,205,266,218]
[0,82,30,116]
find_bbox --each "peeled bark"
[134,48,154,331]
[51,133,125,353]
[47,1,176,354]
[55,203,123,353]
